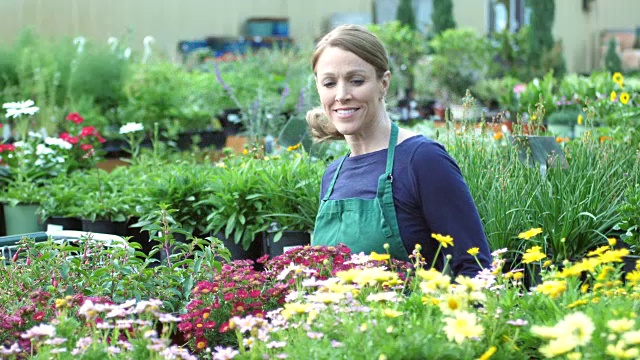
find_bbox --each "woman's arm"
[409,141,492,278]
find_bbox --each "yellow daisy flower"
[467,247,480,256]
[610,91,617,102]
[369,252,390,261]
[518,227,543,240]
[620,92,630,105]
[522,246,546,264]
[577,114,583,125]
[431,233,454,248]
[612,72,624,86]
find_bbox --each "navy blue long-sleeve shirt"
[320,134,491,278]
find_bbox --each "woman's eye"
[351,79,364,85]
[322,81,336,88]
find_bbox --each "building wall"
[0,0,373,57]
[0,0,639,73]
[452,0,487,35]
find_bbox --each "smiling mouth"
[335,108,359,116]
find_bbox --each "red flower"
[177,321,193,333]
[32,311,45,321]
[223,293,234,301]
[194,281,214,294]
[0,144,16,152]
[233,302,246,313]
[66,112,84,124]
[195,337,207,351]
[67,136,79,145]
[81,144,93,151]
[80,126,96,137]
[219,322,230,333]
[203,321,216,329]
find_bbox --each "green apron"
[312,122,410,262]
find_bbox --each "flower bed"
[1,231,639,359]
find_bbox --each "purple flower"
[295,88,306,114]
[507,319,528,327]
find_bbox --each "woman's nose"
[335,82,351,103]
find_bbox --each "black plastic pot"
[262,231,311,257]
[44,216,83,231]
[176,130,227,150]
[81,219,128,237]
[214,232,264,262]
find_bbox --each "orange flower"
[599,136,612,143]
[556,137,564,143]
[493,132,504,141]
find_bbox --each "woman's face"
[314,46,389,137]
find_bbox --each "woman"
[307,24,491,278]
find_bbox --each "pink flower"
[66,112,84,124]
[513,84,526,94]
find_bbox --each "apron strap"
[322,153,348,201]
[377,122,399,237]
[322,122,399,202]
[386,122,399,178]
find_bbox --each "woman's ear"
[381,70,391,97]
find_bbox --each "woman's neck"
[344,117,392,156]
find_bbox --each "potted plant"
[132,161,219,238]
[200,149,323,260]
[38,174,84,231]
[258,150,323,257]
[65,168,139,236]
[0,180,47,235]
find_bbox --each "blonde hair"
[312,24,389,79]
[308,25,390,142]
[306,107,344,142]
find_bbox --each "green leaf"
[193,257,202,274]
[60,263,70,279]
[226,213,237,238]
[183,275,193,299]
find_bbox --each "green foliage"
[210,48,311,141]
[133,161,219,235]
[488,27,531,80]
[432,127,638,263]
[60,168,142,222]
[68,43,129,121]
[121,62,220,137]
[200,151,323,250]
[0,218,229,316]
[516,71,557,122]
[431,0,456,36]
[604,38,623,73]
[396,0,417,30]
[424,28,496,103]
[617,184,640,253]
[546,109,583,126]
[526,0,555,68]
[525,0,566,80]
[367,21,428,98]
